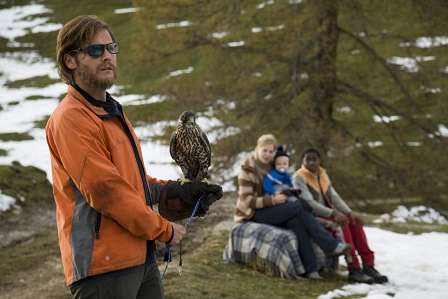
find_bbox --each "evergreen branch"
[337,80,441,139]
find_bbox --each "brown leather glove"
[158,180,223,221]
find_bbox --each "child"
[262,146,299,202]
[293,148,388,284]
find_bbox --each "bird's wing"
[169,131,179,162]
[200,129,212,166]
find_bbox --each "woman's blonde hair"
[254,134,277,159]
[56,15,116,84]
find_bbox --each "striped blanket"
[222,221,338,279]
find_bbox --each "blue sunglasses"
[68,42,119,57]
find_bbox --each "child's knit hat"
[274,146,289,162]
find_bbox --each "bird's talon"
[201,178,211,185]
[180,178,191,185]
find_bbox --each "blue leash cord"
[160,194,204,281]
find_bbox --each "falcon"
[170,110,211,185]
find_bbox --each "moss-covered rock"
[0,161,53,207]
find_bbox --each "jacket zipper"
[116,114,153,208]
[95,212,102,240]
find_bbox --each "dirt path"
[0,193,236,299]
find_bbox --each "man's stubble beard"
[75,59,119,90]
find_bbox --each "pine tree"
[127,0,448,209]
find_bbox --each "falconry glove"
[158,180,223,221]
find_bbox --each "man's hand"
[158,180,223,221]
[167,222,186,246]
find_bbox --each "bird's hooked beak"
[184,116,195,127]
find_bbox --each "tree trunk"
[308,0,339,153]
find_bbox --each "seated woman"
[234,134,351,280]
[292,148,388,284]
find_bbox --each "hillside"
[1,2,448,298]
[0,191,236,299]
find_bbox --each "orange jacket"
[46,85,172,285]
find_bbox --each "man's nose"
[101,49,113,60]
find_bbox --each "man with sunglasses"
[46,15,223,299]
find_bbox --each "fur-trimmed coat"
[292,165,351,217]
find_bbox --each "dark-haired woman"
[293,148,388,284]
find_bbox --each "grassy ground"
[0,164,446,298]
[161,218,448,299]
[1,212,447,299]
[0,229,60,278]
[162,232,350,299]
[0,228,355,299]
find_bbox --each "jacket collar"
[68,84,122,118]
[296,165,330,194]
[241,156,258,174]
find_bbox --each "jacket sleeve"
[262,174,276,195]
[328,184,352,215]
[292,174,333,217]
[147,176,167,205]
[47,109,173,243]
[286,173,294,188]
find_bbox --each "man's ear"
[64,54,77,70]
